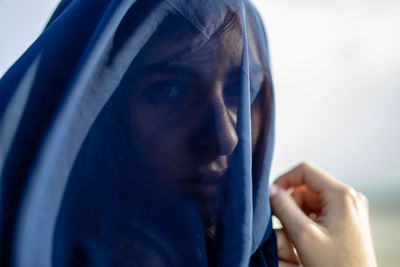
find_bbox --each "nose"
[190,90,238,161]
[213,96,238,156]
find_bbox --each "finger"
[274,162,344,196]
[269,184,316,244]
[291,185,322,213]
[276,229,300,264]
[278,260,301,267]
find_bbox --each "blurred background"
[1,0,399,265]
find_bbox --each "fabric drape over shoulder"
[0,0,277,266]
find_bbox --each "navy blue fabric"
[0,0,278,266]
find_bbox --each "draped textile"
[0,0,277,266]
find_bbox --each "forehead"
[177,20,243,73]
[132,13,244,76]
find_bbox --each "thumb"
[269,184,315,244]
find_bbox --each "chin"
[196,197,221,228]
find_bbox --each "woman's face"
[125,17,243,223]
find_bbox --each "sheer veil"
[0,0,277,266]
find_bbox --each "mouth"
[177,167,227,199]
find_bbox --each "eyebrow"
[136,63,261,84]
[137,63,199,78]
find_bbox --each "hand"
[269,162,377,267]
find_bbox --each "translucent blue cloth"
[0,0,277,266]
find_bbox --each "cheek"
[129,103,191,171]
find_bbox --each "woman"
[0,0,377,266]
[0,0,276,266]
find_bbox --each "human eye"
[143,81,186,104]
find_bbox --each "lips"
[178,180,222,199]
[178,165,227,199]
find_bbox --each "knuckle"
[357,192,369,206]
[298,161,311,170]
[338,185,355,197]
[336,185,359,206]
[297,161,318,175]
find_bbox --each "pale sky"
[251,0,400,189]
[1,0,399,192]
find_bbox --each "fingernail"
[269,184,279,196]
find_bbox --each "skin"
[109,11,376,267]
[108,11,374,266]
[124,17,244,227]
[270,162,378,267]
